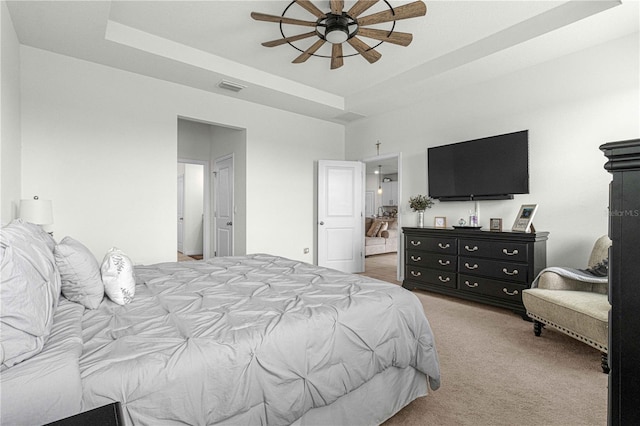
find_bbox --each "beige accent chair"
[522,235,611,373]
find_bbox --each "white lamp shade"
[19,199,53,225]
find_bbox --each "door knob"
[319,221,325,225]
[226,221,233,226]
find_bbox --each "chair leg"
[601,352,610,374]
[533,320,544,336]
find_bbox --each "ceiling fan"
[251,0,427,70]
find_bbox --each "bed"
[1,219,440,425]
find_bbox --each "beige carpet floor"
[362,254,608,426]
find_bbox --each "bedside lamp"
[19,196,53,226]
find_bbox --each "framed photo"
[512,204,538,232]
[434,216,447,228]
[490,218,502,232]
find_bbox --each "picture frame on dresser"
[434,217,447,228]
[512,204,538,232]
[490,218,502,231]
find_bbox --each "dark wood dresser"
[402,227,548,318]
[601,138,640,425]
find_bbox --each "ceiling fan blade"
[347,37,382,64]
[251,12,318,27]
[357,1,427,26]
[347,0,379,18]
[292,38,326,63]
[262,31,318,47]
[330,0,344,15]
[295,0,326,19]
[356,27,413,46]
[331,43,344,69]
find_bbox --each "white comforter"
[80,254,440,425]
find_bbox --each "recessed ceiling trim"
[346,0,622,114]
[104,20,345,110]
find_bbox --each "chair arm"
[537,271,608,294]
[380,229,398,239]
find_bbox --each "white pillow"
[0,220,60,368]
[100,248,135,305]
[54,237,104,309]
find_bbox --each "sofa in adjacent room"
[365,217,398,256]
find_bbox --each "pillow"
[54,237,104,309]
[101,248,135,305]
[1,220,60,368]
[19,220,56,253]
[377,221,389,237]
[366,220,383,237]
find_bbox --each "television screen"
[428,130,529,201]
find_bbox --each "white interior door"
[177,175,184,253]
[214,155,234,257]
[317,160,364,273]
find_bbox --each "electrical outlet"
[303,248,309,254]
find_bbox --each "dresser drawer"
[458,256,529,283]
[459,239,528,262]
[406,251,456,271]
[459,274,526,303]
[405,266,457,289]
[406,236,457,254]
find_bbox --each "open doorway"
[362,154,402,283]
[177,117,247,260]
[177,161,206,261]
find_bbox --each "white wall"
[346,33,639,268]
[19,46,344,264]
[0,1,21,224]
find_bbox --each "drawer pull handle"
[503,249,519,256]
[438,259,451,266]
[465,280,479,288]
[410,255,422,261]
[503,288,519,296]
[438,243,450,249]
[411,271,422,277]
[464,245,479,252]
[438,276,451,283]
[502,268,519,276]
[411,240,422,246]
[464,263,479,270]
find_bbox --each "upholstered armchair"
[522,235,611,373]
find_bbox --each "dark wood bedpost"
[600,138,640,425]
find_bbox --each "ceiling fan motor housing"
[324,14,352,44]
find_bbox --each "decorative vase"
[417,210,425,227]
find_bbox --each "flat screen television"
[427,130,529,201]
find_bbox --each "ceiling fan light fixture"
[324,15,350,44]
[326,27,349,44]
